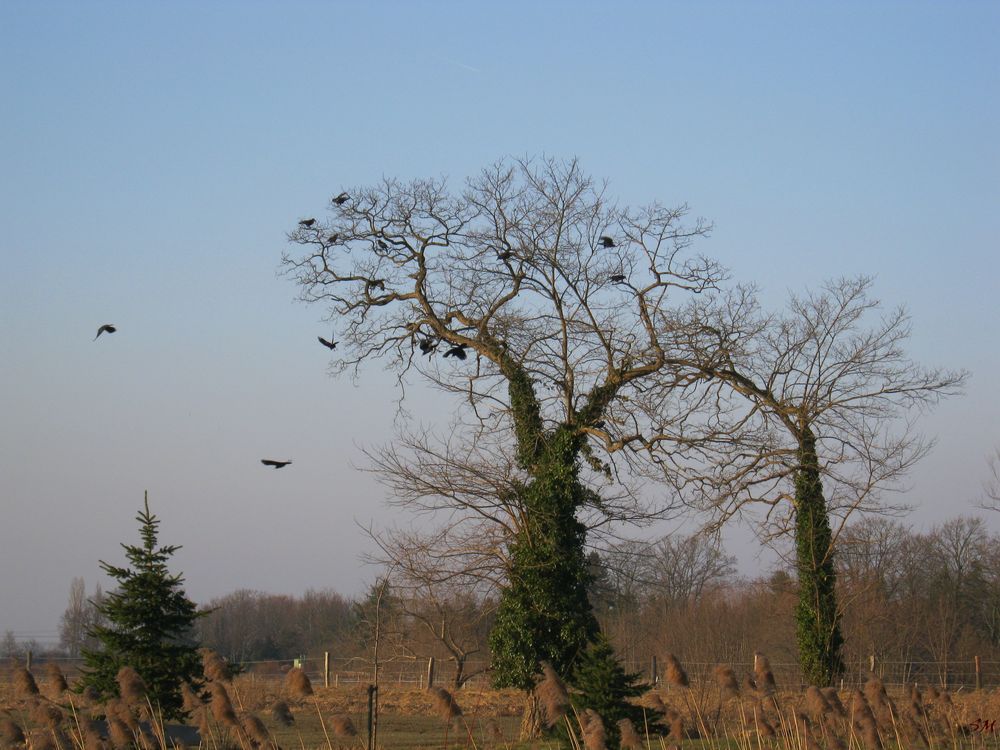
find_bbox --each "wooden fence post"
[650,655,658,685]
[426,657,435,689]
[869,654,875,674]
[26,651,32,671]
[324,652,330,688]
[975,655,982,690]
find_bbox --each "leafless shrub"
[12,668,38,699]
[270,701,294,726]
[284,668,312,699]
[430,687,462,722]
[535,662,569,728]
[618,718,642,750]
[329,716,357,737]
[664,654,689,688]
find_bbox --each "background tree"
[79,493,203,719]
[669,277,967,685]
[283,157,722,735]
[59,578,105,658]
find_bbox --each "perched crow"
[327,233,339,243]
[332,192,349,205]
[599,236,616,248]
[418,337,437,355]
[261,459,292,469]
[299,218,316,227]
[443,343,468,360]
[610,274,627,283]
[496,249,513,261]
[94,324,116,340]
[317,336,338,350]
[377,239,389,250]
[367,279,386,291]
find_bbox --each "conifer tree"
[79,493,203,719]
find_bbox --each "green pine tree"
[561,633,659,749]
[79,492,204,719]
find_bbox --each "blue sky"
[1,1,997,641]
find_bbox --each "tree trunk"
[794,428,845,686]
[519,691,543,740]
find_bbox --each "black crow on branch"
[599,236,616,248]
[332,192,349,205]
[299,218,316,227]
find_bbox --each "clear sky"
[1,1,997,643]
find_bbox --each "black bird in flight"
[94,324,117,340]
[443,343,468,360]
[610,274,627,283]
[299,218,316,227]
[418,337,437,355]
[318,336,338,350]
[599,236,616,248]
[332,192,349,205]
[261,459,293,469]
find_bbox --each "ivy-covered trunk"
[490,366,600,738]
[794,428,845,686]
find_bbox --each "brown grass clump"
[0,716,26,746]
[430,687,462,722]
[713,665,739,700]
[240,713,271,746]
[617,718,642,750]
[329,715,357,737]
[29,703,65,729]
[105,717,133,750]
[105,699,139,733]
[209,682,239,728]
[804,685,831,720]
[284,667,312,699]
[641,691,667,713]
[200,649,232,682]
[753,652,776,695]
[665,707,684,740]
[664,654,689,688]
[752,701,776,738]
[180,682,203,714]
[821,687,846,717]
[857,713,884,749]
[115,667,146,707]
[580,709,606,750]
[80,686,101,705]
[43,664,68,697]
[743,675,757,693]
[270,700,294,726]
[535,662,569,728]
[12,668,39,699]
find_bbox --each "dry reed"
[12,668,39,699]
[713,665,739,700]
[29,703,65,729]
[663,654,689,688]
[105,699,138,733]
[43,664,68,697]
[580,709,606,750]
[209,682,239,728]
[269,700,294,726]
[821,687,846,717]
[0,717,26,746]
[105,717,133,750]
[617,717,642,750]
[329,715,357,737]
[430,687,462,722]
[115,667,146,707]
[284,668,312,699]
[535,662,570,728]
[180,682,203,714]
[200,649,232,683]
[80,686,101,705]
[665,707,684,740]
[240,713,271,746]
[753,652,776,695]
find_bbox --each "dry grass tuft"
[430,687,462,722]
[535,662,569,728]
[106,716,133,750]
[29,703,65,729]
[743,675,757,693]
[180,682,203,714]
[270,700,294,726]
[43,664,68,697]
[664,654,689,688]
[821,687,846,717]
[753,652,776,695]
[12,668,39,699]
[0,716,26,746]
[617,717,642,750]
[80,686,101,705]
[115,667,146,708]
[209,682,239,728]
[713,665,739,700]
[200,649,232,683]
[580,708,606,750]
[804,685,831,720]
[284,668,312,699]
[641,691,667,713]
[665,707,684,740]
[329,715,357,737]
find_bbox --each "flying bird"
[299,218,316,227]
[94,324,116,340]
[418,337,437,355]
[317,336,338,350]
[332,192,349,205]
[261,459,293,469]
[443,343,468,360]
[599,236,616,248]
[610,274,627,283]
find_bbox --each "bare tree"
[283,157,724,734]
[980,447,1000,511]
[664,276,967,684]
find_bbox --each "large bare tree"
[661,276,967,684]
[283,157,723,734]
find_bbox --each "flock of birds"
[91,192,627,471]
